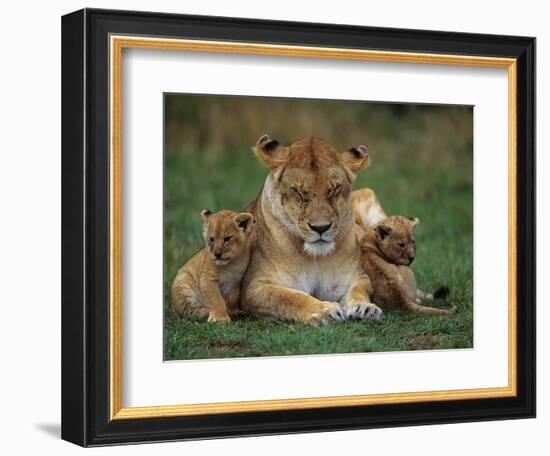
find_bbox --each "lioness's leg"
[341,274,383,321]
[244,283,346,325]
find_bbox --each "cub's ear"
[234,212,254,232]
[408,217,420,227]
[253,134,289,169]
[340,145,369,176]
[200,209,212,222]
[375,223,393,240]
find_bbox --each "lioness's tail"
[433,285,450,300]
[417,285,451,301]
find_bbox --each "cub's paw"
[308,302,347,326]
[346,302,383,322]
[208,310,231,323]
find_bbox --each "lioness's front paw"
[208,310,231,323]
[346,302,383,322]
[309,302,347,326]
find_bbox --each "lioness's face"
[277,165,350,256]
[254,135,369,257]
[201,209,255,266]
[374,216,419,266]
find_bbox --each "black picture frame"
[62,7,536,447]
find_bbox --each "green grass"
[164,140,473,360]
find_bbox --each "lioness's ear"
[375,223,392,240]
[253,134,289,169]
[408,217,420,227]
[200,209,212,222]
[234,212,254,232]
[340,145,369,175]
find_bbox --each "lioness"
[360,215,456,315]
[171,209,256,322]
[241,135,383,325]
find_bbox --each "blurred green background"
[164,94,473,360]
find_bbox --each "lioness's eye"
[291,187,304,201]
[329,185,342,197]
[224,236,232,243]
[209,237,214,242]
[398,242,406,248]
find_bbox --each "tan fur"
[351,188,388,239]
[241,135,382,325]
[359,215,456,316]
[171,210,256,322]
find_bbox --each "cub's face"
[200,209,255,266]
[374,216,419,266]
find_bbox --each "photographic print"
[164,94,473,361]
[62,10,535,445]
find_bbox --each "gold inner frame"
[109,35,517,420]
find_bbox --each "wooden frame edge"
[110,36,123,419]
[508,61,518,396]
[112,386,516,420]
[108,35,518,420]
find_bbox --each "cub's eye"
[224,236,232,243]
[209,237,214,243]
[398,242,406,248]
[412,239,416,245]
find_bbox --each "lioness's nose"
[308,222,332,235]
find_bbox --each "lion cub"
[360,215,456,315]
[171,209,256,322]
